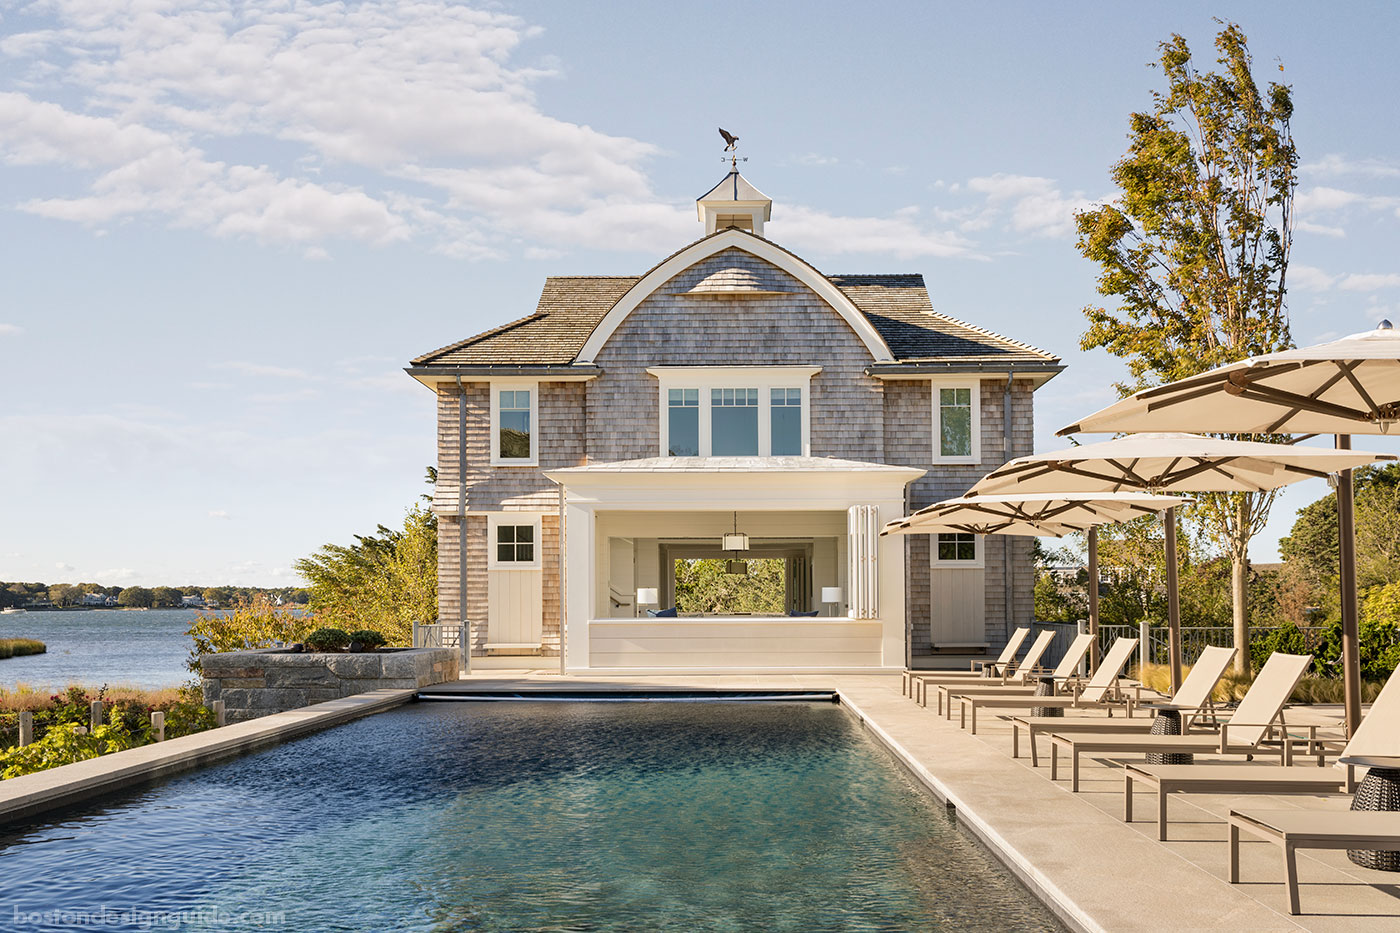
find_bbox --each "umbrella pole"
[1165,506,1183,693]
[1337,434,1362,738]
[1087,526,1100,671]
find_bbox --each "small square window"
[496,525,535,563]
[937,533,977,562]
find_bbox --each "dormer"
[696,170,772,237]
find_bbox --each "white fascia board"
[646,365,822,383]
[542,469,923,510]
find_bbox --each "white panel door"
[488,569,543,648]
[929,568,985,646]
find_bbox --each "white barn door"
[487,515,544,649]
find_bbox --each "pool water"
[0,702,1063,932]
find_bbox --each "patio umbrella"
[1057,322,1400,736]
[968,433,1394,691]
[882,491,1189,670]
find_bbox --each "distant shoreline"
[5,606,166,613]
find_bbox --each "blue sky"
[3,0,1400,587]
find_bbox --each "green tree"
[1074,21,1297,675]
[150,586,182,609]
[293,503,438,645]
[47,583,82,607]
[117,586,154,608]
[673,558,786,614]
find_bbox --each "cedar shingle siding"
[416,230,1059,661]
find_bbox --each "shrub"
[0,639,45,659]
[1134,662,1385,704]
[347,629,386,650]
[1249,621,1312,674]
[0,723,141,779]
[186,594,317,674]
[304,627,351,651]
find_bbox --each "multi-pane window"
[770,388,802,455]
[711,387,759,455]
[496,524,535,563]
[498,389,532,460]
[938,387,973,459]
[937,533,977,562]
[667,388,700,456]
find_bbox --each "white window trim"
[930,532,985,569]
[489,380,539,467]
[932,378,981,464]
[648,366,820,457]
[486,513,544,569]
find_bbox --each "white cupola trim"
[696,170,773,237]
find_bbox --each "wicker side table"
[1029,676,1062,719]
[1349,767,1400,871]
[1144,708,1193,765]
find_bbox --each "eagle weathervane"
[718,127,747,169]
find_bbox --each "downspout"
[456,376,470,674]
[1003,367,1014,637]
[904,480,913,671]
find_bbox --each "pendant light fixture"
[721,511,749,552]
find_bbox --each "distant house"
[407,166,1062,672]
[80,592,117,607]
[180,594,206,608]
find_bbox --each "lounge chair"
[931,630,1091,716]
[1047,651,1314,792]
[949,636,1141,734]
[901,626,1030,700]
[1228,811,1400,915]
[1222,670,1400,913]
[1010,644,1238,763]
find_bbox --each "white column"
[563,501,595,671]
[875,500,907,668]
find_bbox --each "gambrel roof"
[411,257,1059,374]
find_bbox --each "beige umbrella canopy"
[1055,322,1400,738]
[882,491,1189,669]
[968,433,1394,691]
[1060,322,1400,436]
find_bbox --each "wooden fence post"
[18,711,32,746]
[151,711,165,742]
[90,700,103,731]
[212,699,226,727]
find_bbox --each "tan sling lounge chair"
[935,627,1097,714]
[1225,670,1400,914]
[902,626,1030,701]
[928,629,1058,712]
[949,635,1141,734]
[1011,644,1238,764]
[1048,651,1314,792]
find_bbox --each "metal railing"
[412,622,470,668]
[1075,622,1333,675]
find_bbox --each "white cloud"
[0,2,986,262]
[1304,154,1400,179]
[1339,273,1400,292]
[769,205,978,260]
[1294,220,1346,238]
[1288,265,1336,292]
[96,568,140,582]
[0,324,23,337]
[208,510,230,520]
[789,153,839,167]
[964,173,1103,239]
[54,562,74,572]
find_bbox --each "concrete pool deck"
[438,669,1397,933]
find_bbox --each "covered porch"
[546,457,923,672]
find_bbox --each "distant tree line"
[0,581,311,610]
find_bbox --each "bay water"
[0,608,197,689]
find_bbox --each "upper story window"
[933,532,983,567]
[667,389,700,456]
[490,383,538,466]
[771,388,802,456]
[934,381,980,463]
[649,366,820,458]
[711,387,759,455]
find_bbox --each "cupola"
[696,170,772,237]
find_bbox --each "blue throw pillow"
[648,607,678,618]
[788,609,820,617]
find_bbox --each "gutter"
[1003,365,1014,639]
[405,364,602,389]
[865,361,1063,385]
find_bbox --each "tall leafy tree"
[1075,21,1297,674]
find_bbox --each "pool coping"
[0,688,415,826]
[836,688,1095,933]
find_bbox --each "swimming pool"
[0,701,1062,931]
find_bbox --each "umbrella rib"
[1238,383,1375,424]
[1336,361,1383,418]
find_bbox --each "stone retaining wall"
[201,647,459,722]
